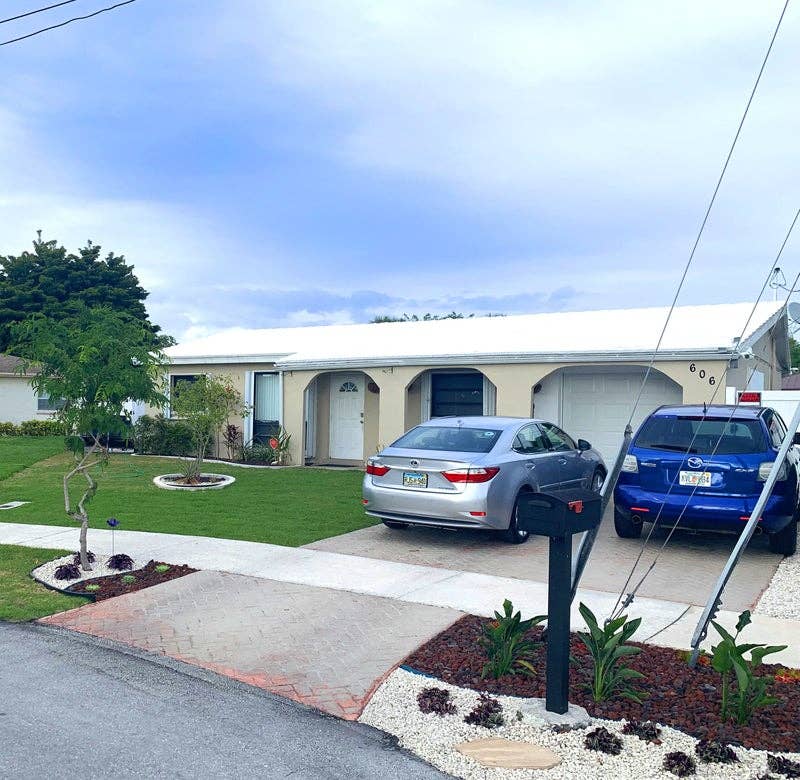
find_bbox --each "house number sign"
[689,362,716,386]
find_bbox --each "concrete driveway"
[308,503,783,611]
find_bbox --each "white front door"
[329,373,365,460]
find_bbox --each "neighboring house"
[0,353,60,424]
[159,301,790,466]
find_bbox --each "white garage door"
[560,368,682,464]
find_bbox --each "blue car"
[614,405,799,556]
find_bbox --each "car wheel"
[383,520,409,530]
[614,506,642,539]
[501,497,531,544]
[768,516,797,556]
[591,469,605,493]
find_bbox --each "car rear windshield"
[635,416,767,455]
[391,426,502,453]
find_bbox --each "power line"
[0,0,137,47]
[624,0,791,431]
[0,1,80,26]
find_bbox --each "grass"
[0,436,65,481]
[0,439,376,547]
[0,544,88,621]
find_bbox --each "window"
[765,412,786,449]
[430,373,483,417]
[37,393,65,412]
[539,423,576,452]
[513,424,549,454]
[392,425,501,453]
[339,381,359,393]
[169,374,200,417]
[635,416,766,455]
[253,372,280,442]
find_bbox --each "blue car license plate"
[403,471,428,488]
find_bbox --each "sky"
[1,0,799,343]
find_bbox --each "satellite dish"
[788,302,800,324]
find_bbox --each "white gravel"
[360,668,798,780]
[754,541,800,620]
[31,552,147,591]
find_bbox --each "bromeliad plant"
[577,602,645,703]
[710,610,787,725]
[480,599,546,679]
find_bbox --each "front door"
[329,373,365,460]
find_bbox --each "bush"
[133,414,195,457]
[695,740,738,764]
[663,751,696,777]
[107,554,134,571]
[0,419,66,436]
[584,726,623,755]
[241,441,279,465]
[417,687,457,716]
[54,563,81,580]
[480,598,545,679]
[71,550,96,566]
[464,693,504,728]
[621,720,661,743]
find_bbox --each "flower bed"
[404,615,800,753]
[67,560,197,600]
[152,473,235,491]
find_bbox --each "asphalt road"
[0,622,445,780]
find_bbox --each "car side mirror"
[577,439,592,452]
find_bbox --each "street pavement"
[0,622,446,780]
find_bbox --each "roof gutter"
[167,353,292,366]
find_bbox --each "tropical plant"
[54,563,81,580]
[710,610,787,725]
[576,602,645,703]
[11,306,169,570]
[480,599,546,679]
[223,424,242,460]
[107,554,134,571]
[171,374,249,481]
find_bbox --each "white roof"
[167,301,786,368]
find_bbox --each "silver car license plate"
[403,471,428,488]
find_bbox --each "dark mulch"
[67,560,197,600]
[404,614,800,753]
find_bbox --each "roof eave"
[167,353,290,366]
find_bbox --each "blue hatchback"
[614,404,799,556]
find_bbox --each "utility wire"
[624,0,791,431]
[0,0,80,25]
[608,214,800,622]
[0,0,136,47]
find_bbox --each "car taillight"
[621,455,638,473]
[366,462,390,476]
[758,461,787,481]
[442,466,500,483]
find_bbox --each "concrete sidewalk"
[3,522,798,666]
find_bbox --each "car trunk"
[369,451,481,493]
[637,450,764,496]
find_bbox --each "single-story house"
[0,353,61,424]
[160,301,789,466]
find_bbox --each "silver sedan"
[362,416,606,543]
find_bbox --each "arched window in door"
[339,381,359,393]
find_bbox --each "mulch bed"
[404,614,800,753]
[67,561,197,601]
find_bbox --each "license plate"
[403,471,428,488]
[679,470,712,487]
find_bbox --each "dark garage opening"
[431,372,483,417]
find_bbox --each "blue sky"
[1,1,799,342]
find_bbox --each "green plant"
[480,599,545,679]
[155,564,170,573]
[0,419,66,436]
[710,610,787,725]
[84,584,101,592]
[133,414,195,457]
[121,574,136,584]
[576,602,645,703]
[584,726,622,755]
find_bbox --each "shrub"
[54,563,81,580]
[695,739,738,764]
[223,424,242,460]
[107,554,134,571]
[72,550,96,565]
[417,687,456,716]
[84,584,101,592]
[577,602,645,703]
[710,610,787,725]
[155,564,170,573]
[241,441,278,465]
[584,726,622,755]
[663,751,697,777]
[621,720,661,743]
[0,419,66,436]
[464,693,504,729]
[121,574,137,584]
[133,414,195,456]
[480,599,545,679]
[767,754,800,778]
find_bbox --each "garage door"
[560,368,682,464]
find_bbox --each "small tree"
[171,374,248,482]
[12,306,169,570]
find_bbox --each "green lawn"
[0,440,376,546]
[0,544,89,621]
[0,436,66,481]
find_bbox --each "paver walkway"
[40,570,462,719]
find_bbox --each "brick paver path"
[40,570,462,719]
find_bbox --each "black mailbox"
[517,489,603,537]
[516,487,605,715]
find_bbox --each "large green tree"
[0,235,172,353]
[12,306,169,570]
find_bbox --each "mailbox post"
[517,488,603,714]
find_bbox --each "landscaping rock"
[453,737,561,769]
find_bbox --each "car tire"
[501,497,531,544]
[768,516,797,556]
[591,469,605,493]
[383,520,409,530]
[614,506,642,539]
